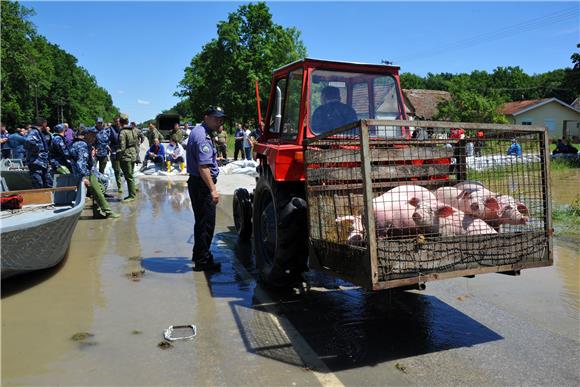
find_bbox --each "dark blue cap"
[205,106,226,118]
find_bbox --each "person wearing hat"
[186,106,225,272]
[49,124,72,175]
[70,129,119,219]
[94,117,111,174]
[118,116,138,202]
[25,117,53,188]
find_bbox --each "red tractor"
[234,58,411,286]
[233,58,552,291]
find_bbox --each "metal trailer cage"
[304,119,553,291]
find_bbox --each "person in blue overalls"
[25,117,53,188]
[49,124,72,174]
[186,106,225,272]
[94,117,111,174]
[70,129,119,219]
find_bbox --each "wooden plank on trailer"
[372,260,552,290]
[307,164,450,181]
[306,147,453,163]
[360,121,378,287]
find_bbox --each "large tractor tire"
[252,171,308,288]
[233,188,252,240]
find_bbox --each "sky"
[21,1,579,123]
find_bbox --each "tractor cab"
[254,58,408,181]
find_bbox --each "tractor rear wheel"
[252,171,307,288]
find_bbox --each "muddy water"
[1,176,579,385]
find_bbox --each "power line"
[397,7,578,63]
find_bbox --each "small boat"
[1,174,86,279]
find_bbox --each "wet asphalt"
[1,178,579,386]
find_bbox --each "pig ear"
[517,203,529,215]
[436,206,455,218]
[484,197,499,211]
[408,197,420,207]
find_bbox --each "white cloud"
[137,99,151,105]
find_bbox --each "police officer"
[118,116,138,202]
[25,117,53,188]
[186,106,225,272]
[94,117,111,174]
[70,129,119,219]
[49,124,72,175]
[109,117,123,193]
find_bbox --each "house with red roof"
[499,98,580,140]
[403,89,452,120]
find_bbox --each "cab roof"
[273,58,400,76]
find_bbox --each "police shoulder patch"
[201,143,211,153]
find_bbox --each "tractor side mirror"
[273,85,282,133]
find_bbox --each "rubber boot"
[166,161,172,172]
[180,162,185,173]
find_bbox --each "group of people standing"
[233,122,261,161]
[1,115,148,219]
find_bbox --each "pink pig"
[493,195,530,226]
[373,185,438,235]
[413,205,498,236]
[443,182,500,221]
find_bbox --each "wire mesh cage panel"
[304,120,552,290]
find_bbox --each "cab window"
[281,70,303,140]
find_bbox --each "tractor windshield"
[309,70,403,137]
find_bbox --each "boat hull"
[1,182,86,279]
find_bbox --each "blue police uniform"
[95,126,111,173]
[25,126,53,188]
[7,132,27,160]
[186,122,220,268]
[70,138,91,178]
[1,131,10,158]
[49,134,71,173]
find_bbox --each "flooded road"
[2,178,579,386]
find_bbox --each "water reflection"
[1,210,111,380]
[206,231,503,371]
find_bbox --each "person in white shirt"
[166,138,185,172]
[242,125,252,160]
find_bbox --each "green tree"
[1,1,119,128]
[176,2,307,123]
[399,73,426,89]
[434,90,508,123]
